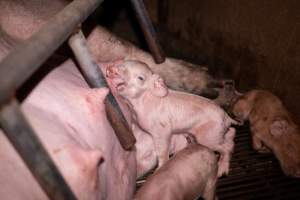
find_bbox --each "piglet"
[232,90,300,177]
[106,60,237,177]
[134,143,218,200]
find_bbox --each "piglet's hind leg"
[216,127,235,177]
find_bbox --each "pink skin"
[0,31,188,199]
[134,143,218,200]
[232,90,300,178]
[0,0,226,197]
[132,122,188,178]
[0,60,137,200]
[107,60,237,177]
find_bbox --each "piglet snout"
[106,65,120,78]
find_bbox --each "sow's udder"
[0,61,136,200]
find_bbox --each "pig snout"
[106,65,127,92]
[106,65,121,78]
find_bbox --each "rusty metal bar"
[0,99,77,200]
[130,0,165,64]
[68,30,136,150]
[0,0,104,107]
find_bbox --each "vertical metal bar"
[68,30,136,150]
[130,0,165,64]
[0,99,77,200]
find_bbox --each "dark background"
[99,0,300,123]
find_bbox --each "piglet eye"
[137,76,144,81]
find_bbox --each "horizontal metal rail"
[0,99,77,200]
[68,30,136,150]
[0,0,104,106]
[130,0,165,64]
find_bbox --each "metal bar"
[0,99,77,200]
[130,0,165,64]
[0,0,104,106]
[68,30,136,150]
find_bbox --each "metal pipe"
[0,0,104,106]
[0,99,77,200]
[130,0,165,64]
[68,30,136,150]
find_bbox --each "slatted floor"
[217,124,300,200]
[136,124,300,199]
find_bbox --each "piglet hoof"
[222,79,235,87]
[253,145,272,155]
[157,163,163,170]
[157,159,168,170]
[217,161,229,177]
[257,146,272,154]
[252,136,266,153]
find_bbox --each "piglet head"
[106,60,168,99]
[231,96,252,123]
[214,80,243,110]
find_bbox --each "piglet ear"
[270,119,289,137]
[152,74,168,97]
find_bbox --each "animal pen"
[0,0,300,200]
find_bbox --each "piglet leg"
[216,127,235,177]
[152,132,171,168]
[132,124,158,178]
[203,176,218,200]
[252,133,271,153]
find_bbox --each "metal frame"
[0,0,164,199]
[0,99,77,200]
[68,30,136,150]
[130,0,165,64]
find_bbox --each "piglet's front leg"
[152,130,172,168]
[252,133,271,153]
